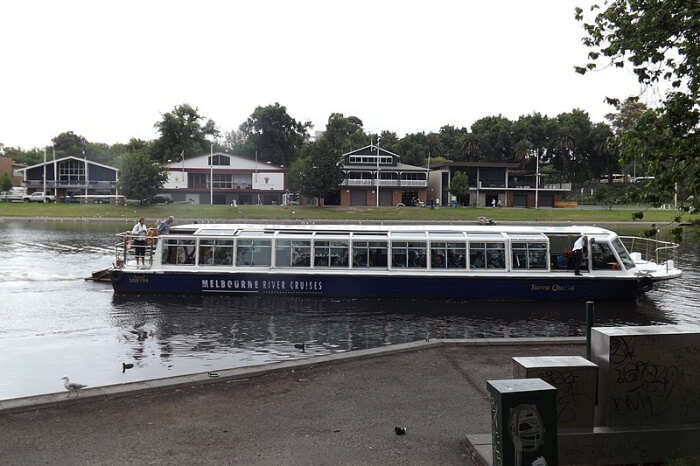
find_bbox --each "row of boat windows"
[161,239,555,270]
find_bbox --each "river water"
[0,221,698,400]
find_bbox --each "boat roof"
[171,223,616,236]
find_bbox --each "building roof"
[19,156,119,172]
[431,161,521,169]
[166,152,285,171]
[341,144,401,159]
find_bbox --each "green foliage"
[449,172,469,205]
[237,103,311,166]
[576,0,698,98]
[117,150,168,202]
[323,113,367,155]
[0,172,13,192]
[151,104,219,163]
[52,131,87,158]
[289,138,344,204]
[577,1,699,206]
[632,211,644,221]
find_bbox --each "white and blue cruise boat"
[111,223,682,300]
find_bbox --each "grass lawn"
[0,202,696,223]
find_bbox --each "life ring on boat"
[146,229,157,246]
[638,276,653,292]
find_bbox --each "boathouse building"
[161,152,287,205]
[338,144,428,206]
[428,161,573,207]
[19,156,119,198]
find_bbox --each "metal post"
[585,300,595,360]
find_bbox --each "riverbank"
[0,338,583,465]
[0,203,696,223]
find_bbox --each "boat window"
[235,239,271,266]
[199,239,234,266]
[430,242,466,269]
[611,238,635,269]
[195,229,235,236]
[391,241,427,268]
[511,242,547,270]
[591,241,621,270]
[469,242,505,269]
[352,241,388,268]
[391,232,426,239]
[161,239,196,265]
[236,230,267,237]
[275,240,311,267]
[546,234,582,271]
[314,240,349,267]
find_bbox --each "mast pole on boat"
[376,142,379,208]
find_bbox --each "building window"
[511,242,547,270]
[208,154,231,166]
[348,155,392,165]
[469,242,505,269]
[275,240,311,267]
[314,241,349,267]
[236,239,271,266]
[198,240,234,266]
[212,174,232,188]
[430,242,467,268]
[391,241,427,268]
[352,241,388,267]
[58,159,86,185]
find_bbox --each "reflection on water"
[0,221,698,400]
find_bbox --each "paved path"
[0,341,583,466]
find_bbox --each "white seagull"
[61,376,87,396]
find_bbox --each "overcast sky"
[1,0,650,148]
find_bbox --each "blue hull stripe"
[112,270,640,300]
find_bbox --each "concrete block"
[513,356,597,432]
[487,378,558,466]
[592,325,700,426]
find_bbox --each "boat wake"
[0,271,85,282]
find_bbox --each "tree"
[151,104,219,163]
[323,113,367,154]
[449,171,469,205]
[117,150,168,203]
[0,172,13,192]
[237,103,311,166]
[52,131,88,158]
[289,138,343,205]
[471,115,516,162]
[627,93,699,209]
[576,1,699,202]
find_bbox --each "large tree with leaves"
[236,103,311,167]
[117,150,168,203]
[575,0,699,207]
[289,138,344,205]
[151,104,219,163]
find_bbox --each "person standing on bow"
[131,217,148,266]
[572,234,587,276]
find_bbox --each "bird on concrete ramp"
[61,376,87,396]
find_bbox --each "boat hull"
[111,270,641,300]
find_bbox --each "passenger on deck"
[131,217,148,266]
[157,216,174,235]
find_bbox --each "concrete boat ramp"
[0,338,584,465]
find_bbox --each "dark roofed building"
[19,156,119,198]
[429,161,572,208]
[339,144,428,206]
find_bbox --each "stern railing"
[115,230,158,269]
[619,236,679,266]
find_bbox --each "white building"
[161,152,287,205]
